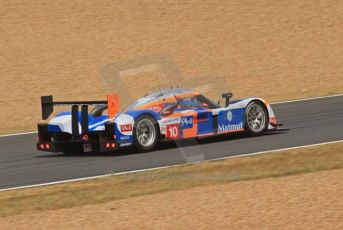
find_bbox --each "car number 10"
[167,124,180,139]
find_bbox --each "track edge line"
[1,139,343,192]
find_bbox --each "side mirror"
[161,104,178,116]
[222,92,233,107]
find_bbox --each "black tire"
[244,100,269,136]
[133,115,160,152]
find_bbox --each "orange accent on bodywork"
[141,103,165,113]
[107,94,120,118]
[196,132,214,137]
[269,117,277,125]
[261,99,269,107]
[181,111,198,138]
[175,92,200,98]
[163,111,183,118]
[217,128,245,135]
[136,96,176,110]
[164,111,198,138]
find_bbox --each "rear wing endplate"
[40,94,119,135]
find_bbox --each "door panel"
[196,110,214,135]
[217,108,245,133]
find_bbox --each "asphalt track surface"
[1,96,343,190]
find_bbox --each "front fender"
[227,98,277,130]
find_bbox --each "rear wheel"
[133,115,159,152]
[244,101,268,136]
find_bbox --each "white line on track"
[0,131,37,138]
[1,93,342,139]
[1,139,343,192]
[270,93,343,105]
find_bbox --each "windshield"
[126,89,220,111]
[195,94,221,109]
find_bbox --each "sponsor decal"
[166,124,180,139]
[145,104,164,113]
[163,117,181,125]
[120,135,130,140]
[218,122,243,132]
[120,142,132,147]
[120,124,133,132]
[227,111,233,122]
[181,116,193,129]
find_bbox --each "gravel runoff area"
[0,168,342,230]
[1,0,343,133]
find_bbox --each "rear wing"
[40,94,119,135]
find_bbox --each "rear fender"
[114,110,162,145]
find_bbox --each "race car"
[37,88,282,154]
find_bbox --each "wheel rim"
[136,119,156,147]
[247,103,266,132]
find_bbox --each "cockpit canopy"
[127,88,220,113]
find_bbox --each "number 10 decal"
[166,124,180,139]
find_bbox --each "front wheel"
[244,101,268,136]
[133,115,159,152]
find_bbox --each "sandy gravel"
[1,169,342,229]
[1,0,343,133]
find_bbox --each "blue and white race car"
[37,89,282,153]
